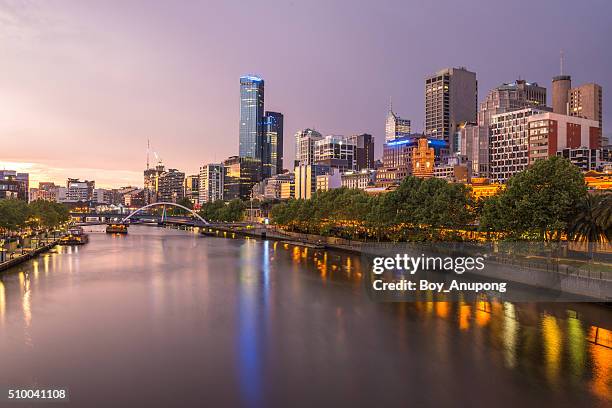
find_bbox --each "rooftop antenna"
[389,96,393,112]
[560,50,565,75]
[146,139,150,170]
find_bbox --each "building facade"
[0,171,29,201]
[425,67,477,146]
[295,128,323,166]
[341,169,377,190]
[489,108,544,182]
[569,83,603,143]
[144,162,165,205]
[157,169,185,203]
[557,147,610,172]
[527,113,600,165]
[184,174,199,206]
[199,164,224,204]
[376,136,448,186]
[223,156,261,201]
[294,164,330,200]
[412,138,435,178]
[239,75,265,161]
[64,178,95,202]
[262,111,284,177]
[469,79,547,177]
[346,133,375,170]
[313,135,356,171]
[261,172,294,200]
[385,109,411,142]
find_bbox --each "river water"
[0,226,610,407]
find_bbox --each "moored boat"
[59,226,89,245]
[106,224,128,234]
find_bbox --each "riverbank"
[200,224,611,301]
[0,240,59,272]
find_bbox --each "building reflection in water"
[281,244,611,402]
[237,241,269,408]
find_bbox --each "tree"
[569,194,611,257]
[480,156,587,240]
[28,200,69,229]
[0,199,30,232]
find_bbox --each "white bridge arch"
[121,202,209,225]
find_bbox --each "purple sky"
[1,0,611,188]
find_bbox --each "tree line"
[0,199,70,233]
[271,156,611,242]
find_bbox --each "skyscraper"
[385,108,411,142]
[425,67,477,147]
[239,75,265,160]
[552,75,572,114]
[568,83,603,145]
[262,111,284,178]
[295,128,323,166]
[346,133,375,170]
[466,79,547,177]
[199,164,224,203]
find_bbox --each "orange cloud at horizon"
[0,160,142,190]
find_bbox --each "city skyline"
[1,0,611,188]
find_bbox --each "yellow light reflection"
[436,301,449,319]
[459,303,471,330]
[475,301,491,327]
[589,340,612,402]
[542,314,562,386]
[566,314,586,379]
[0,279,5,325]
[502,302,518,368]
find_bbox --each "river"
[0,226,610,407]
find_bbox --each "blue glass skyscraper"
[262,111,284,178]
[239,75,265,160]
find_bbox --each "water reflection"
[0,230,609,406]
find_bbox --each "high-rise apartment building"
[239,75,265,161]
[144,162,165,205]
[314,135,356,172]
[295,128,323,166]
[425,67,477,147]
[157,169,185,203]
[527,113,600,165]
[262,111,284,178]
[467,79,547,177]
[568,83,603,144]
[385,109,411,142]
[489,108,545,182]
[199,164,224,204]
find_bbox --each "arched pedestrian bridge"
[121,202,209,226]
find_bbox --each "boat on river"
[106,224,128,234]
[59,226,89,245]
